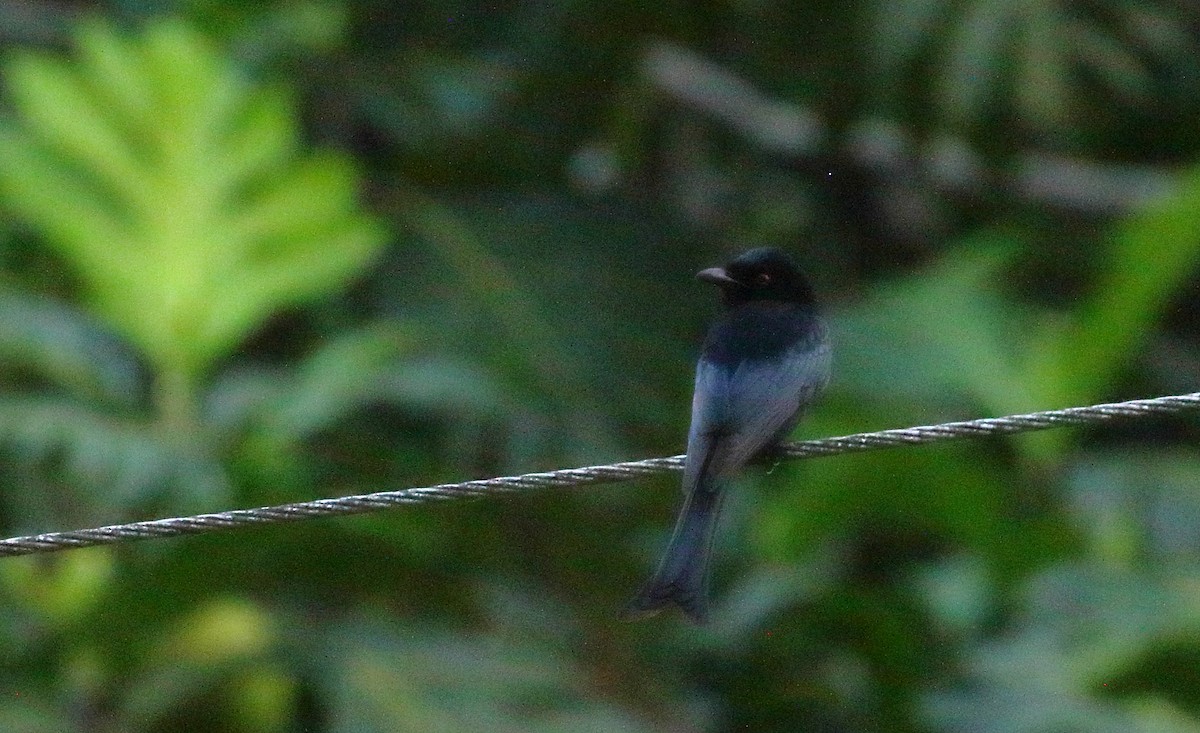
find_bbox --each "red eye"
[755,272,772,286]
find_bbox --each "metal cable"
[2,391,1198,558]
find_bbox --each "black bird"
[622,248,831,623]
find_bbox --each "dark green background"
[1,1,1199,731]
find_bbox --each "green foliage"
[0,4,1199,733]
[0,19,384,387]
[0,285,139,405]
[0,394,229,517]
[926,452,1200,733]
[322,614,664,732]
[1046,169,1200,402]
[835,238,1034,415]
[0,18,398,535]
[870,0,1200,139]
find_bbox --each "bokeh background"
[1,1,1199,731]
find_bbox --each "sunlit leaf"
[0,20,386,385]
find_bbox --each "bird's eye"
[755,272,772,286]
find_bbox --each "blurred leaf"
[0,285,141,405]
[926,564,1200,733]
[357,50,516,154]
[1014,2,1070,130]
[0,698,71,733]
[911,554,993,637]
[0,549,116,627]
[706,557,841,641]
[868,0,949,74]
[228,667,295,733]
[208,321,508,445]
[1067,450,1200,566]
[833,235,1035,416]
[321,616,665,733]
[253,323,422,444]
[393,192,670,468]
[0,19,386,387]
[1032,164,1200,404]
[396,191,591,408]
[871,0,1200,136]
[184,0,349,59]
[161,597,275,664]
[936,1,1016,129]
[112,598,276,731]
[1077,24,1154,105]
[0,396,229,521]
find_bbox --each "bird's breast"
[700,302,825,366]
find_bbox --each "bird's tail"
[621,481,725,624]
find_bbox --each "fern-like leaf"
[0,20,386,383]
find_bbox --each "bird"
[621,247,831,623]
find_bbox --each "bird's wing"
[683,340,831,491]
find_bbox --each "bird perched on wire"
[622,247,831,624]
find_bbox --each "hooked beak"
[696,267,742,289]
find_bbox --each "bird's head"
[696,248,816,307]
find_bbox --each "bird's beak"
[696,267,741,289]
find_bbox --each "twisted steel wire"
[2,391,1198,558]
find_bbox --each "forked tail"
[621,481,725,624]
